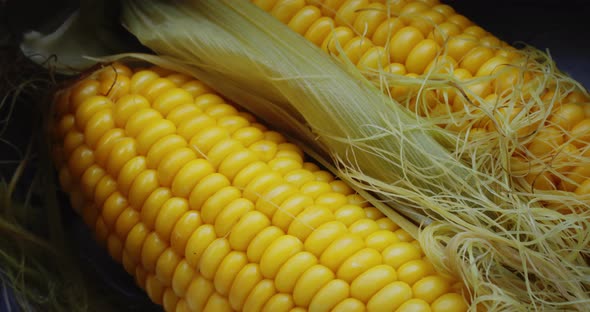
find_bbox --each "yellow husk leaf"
[119,0,590,310]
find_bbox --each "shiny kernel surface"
[52,63,466,312]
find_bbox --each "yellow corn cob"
[50,62,469,312]
[251,0,590,196]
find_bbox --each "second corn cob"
[252,0,590,198]
[50,62,469,312]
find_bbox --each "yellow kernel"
[372,18,406,47]
[188,173,231,211]
[155,248,180,286]
[320,233,365,271]
[105,138,136,178]
[181,80,212,98]
[304,221,348,257]
[350,264,397,303]
[219,149,266,186]
[527,126,564,157]
[382,242,422,269]
[293,264,335,307]
[114,207,139,240]
[229,264,263,311]
[262,293,295,312]
[570,119,590,148]
[141,232,168,272]
[353,3,387,38]
[125,108,162,138]
[287,6,321,35]
[389,26,425,64]
[177,114,217,141]
[70,79,100,111]
[357,46,388,70]
[195,93,228,114]
[349,218,381,238]
[155,197,188,242]
[200,238,232,280]
[445,34,478,61]
[459,46,495,75]
[214,198,254,237]
[272,194,314,231]
[140,187,171,230]
[146,135,187,169]
[394,299,435,312]
[124,223,149,263]
[247,226,285,263]
[170,210,202,255]
[68,145,95,179]
[184,224,216,267]
[334,205,367,226]
[413,275,451,303]
[395,228,415,242]
[141,78,176,103]
[232,126,265,147]
[332,298,366,312]
[257,183,299,218]
[269,157,303,175]
[116,156,146,196]
[309,279,350,312]
[200,186,241,224]
[229,211,271,251]
[214,251,248,296]
[186,275,215,312]
[74,95,112,130]
[275,251,318,293]
[397,259,435,285]
[135,119,176,155]
[431,293,468,312]
[270,0,305,23]
[162,288,179,312]
[243,171,283,203]
[172,260,196,296]
[157,147,196,187]
[260,235,304,279]
[207,139,244,170]
[250,140,278,161]
[113,94,150,128]
[153,88,193,117]
[406,39,439,74]
[130,70,159,94]
[80,165,105,199]
[171,158,215,198]
[304,17,335,46]
[243,279,277,312]
[338,247,383,283]
[321,26,355,56]
[376,217,399,231]
[101,192,128,229]
[288,205,335,241]
[145,274,165,305]
[94,175,117,208]
[284,169,316,187]
[366,281,413,311]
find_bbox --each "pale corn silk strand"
[120,0,590,310]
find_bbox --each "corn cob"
[251,0,590,196]
[50,62,469,312]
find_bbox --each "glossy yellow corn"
[51,63,468,312]
[252,0,590,196]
